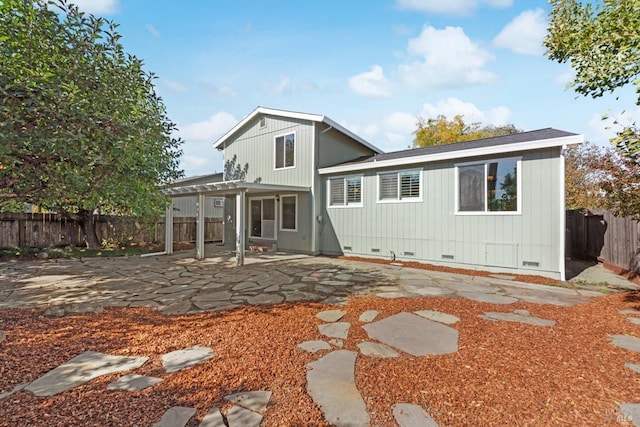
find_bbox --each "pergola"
[163,180,310,265]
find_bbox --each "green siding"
[223,115,313,187]
[321,148,564,279]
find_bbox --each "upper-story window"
[456,157,520,214]
[377,169,422,202]
[275,132,295,169]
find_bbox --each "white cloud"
[420,97,511,126]
[554,68,576,86]
[261,76,290,96]
[182,155,208,168]
[348,65,393,97]
[199,83,237,99]
[398,26,496,89]
[395,0,512,15]
[179,112,238,142]
[146,24,160,37]
[69,0,117,14]
[161,79,187,94]
[493,8,547,56]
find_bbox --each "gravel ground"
[1,291,639,426]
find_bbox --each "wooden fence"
[155,217,223,244]
[566,209,639,272]
[0,213,224,249]
[0,212,150,248]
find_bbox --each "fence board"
[155,217,223,243]
[566,209,639,272]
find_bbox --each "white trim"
[376,169,423,203]
[311,123,317,253]
[212,106,382,154]
[274,131,296,171]
[319,134,584,175]
[327,174,364,208]
[559,146,567,281]
[279,194,298,232]
[248,196,277,240]
[454,156,522,215]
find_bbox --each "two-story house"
[164,106,583,280]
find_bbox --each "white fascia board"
[322,116,383,154]
[319,134,584,175]
[212,106,383,154]
[212,107,324,149]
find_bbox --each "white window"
[377,170,422,202]
[456,157,520,214]
[280,195,297,231]
[275,132,295,169]
[328,175,362,207]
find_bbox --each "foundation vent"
[441,254,454,260]
[522,261,540,267]
[371,248,380,253]
[343,245,352,251]
[403,251,415,256]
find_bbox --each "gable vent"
[259,117,266,128]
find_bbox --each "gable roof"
[212,106,382,154]
[319,128,583,175]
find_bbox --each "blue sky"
[71,0,638,177]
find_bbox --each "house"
[164,107,583,280]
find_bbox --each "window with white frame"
[457,157,520,213]
[280,195,297,231]
[275,133,295,169]
[329,176,362,207]
[378,170,421,202]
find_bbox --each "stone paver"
[152,406,196,427]
[479,311,556,327]
[199,407,225,427]
[107,374,163,391]
[393,403,439,427]
[359,310,379,322]
[414,309,459,325]
[620,309,640,315]
[25,351,148,397]
[626,363,640,374]
[0,247,614,316]
[357,341,399,358]
[609,335,640,353]
[161,346,213,373]
[226,406,263,427]
[298,340,331,353]
[306,350,370,427]
[318,322,350,339]
[315,310,346,322]
[225,390,272,413]
[363,312,458,356]
[0,330,5,344]
[629,318,640,325]
[619,403,640,427]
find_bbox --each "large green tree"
[545,0,640,159]
[0,0,183,248]
[413,114,520,147]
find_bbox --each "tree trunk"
[77,209,101,249]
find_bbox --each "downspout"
[559,145,567,281]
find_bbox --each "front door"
[250,198,276,239]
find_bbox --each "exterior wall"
[222,115,314,187]
[170,196,224,218]
[320,147,564,279]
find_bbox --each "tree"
[0,0,183,248]
[545,0,640,166]
[413,114,520,147]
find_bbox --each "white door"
[250,198,276,239]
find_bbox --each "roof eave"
[318,134,584,175]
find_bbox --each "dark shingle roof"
[330,128,577,168]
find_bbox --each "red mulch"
[1,292,639,426]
